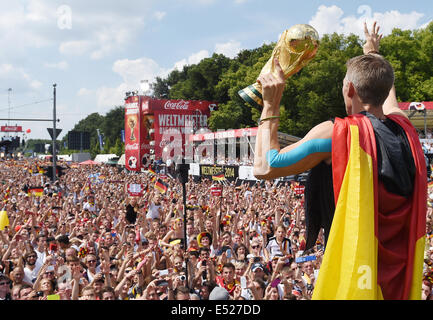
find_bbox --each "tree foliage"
[59,107,125,158]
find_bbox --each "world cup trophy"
[238,24,320,108]
[128,115,137,141]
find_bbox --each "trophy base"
[238,85,263,108]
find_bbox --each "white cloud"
[154,11,166,21]
[93,49,214,108]
[234,0,249,4]
[215,40,242,58]
[174,50,210,71]
[44,61,69,70]
[309,5,425,37]
[59,40,93,56]
[95,84,128,109]
[112,57,168,87]
[0,63,43,93]
[0,1,55,50]
[91,57,170,108]
[0,1,150,60]
[77,88,93,96]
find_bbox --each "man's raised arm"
[363,21,407,119]
[253,59,332,180]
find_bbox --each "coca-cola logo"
[125,143,139,151]
[164,100,190,110]
[159,140,183,148]
[141,143,152,150]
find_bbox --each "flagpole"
[218,165,223,237]
[176,162,190,288]
[52,84,57,182]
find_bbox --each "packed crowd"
[0,157,432,300]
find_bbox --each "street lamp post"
[52,84,57,182]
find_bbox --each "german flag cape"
[313,114,426,300]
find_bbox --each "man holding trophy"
[251,22,426,300]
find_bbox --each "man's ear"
[347,82,356,98]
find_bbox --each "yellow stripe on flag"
[313,125,381,300]
[409,236,425,300]
[0,210,9,231]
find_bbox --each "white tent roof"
[94,154,118,163]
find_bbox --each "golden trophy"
[128,115,137,141]
[238,24,320,108]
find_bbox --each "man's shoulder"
[305,120,334,141]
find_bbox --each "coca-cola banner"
[125,96,141,171]
[125,96,217,171]
[1,126,23,132]
[144,98,216,159]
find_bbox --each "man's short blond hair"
[346,54,394,107]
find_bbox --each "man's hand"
[363,21,382,55]
[257,58,285,114]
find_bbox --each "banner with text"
[199,165,238,181]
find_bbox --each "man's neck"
[361,104,386,120]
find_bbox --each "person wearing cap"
[250,262,267,283]
[0,273,12,300]
[197,231,216,257]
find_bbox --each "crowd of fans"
[0,157,432,300]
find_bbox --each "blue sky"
[0,0,432,141]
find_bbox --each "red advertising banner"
[294,185,305,195]
[143,98,215,159]
[124,96,217,171]
[1,126,23,132]
[125,96,141,171]
[210,184,222,196]
[126,183,144,197]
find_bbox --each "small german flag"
[154,179,168,194]
[3,187,10,203]
[212,172,225,181]
[28,187,44,197]
[148,166,156,175]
